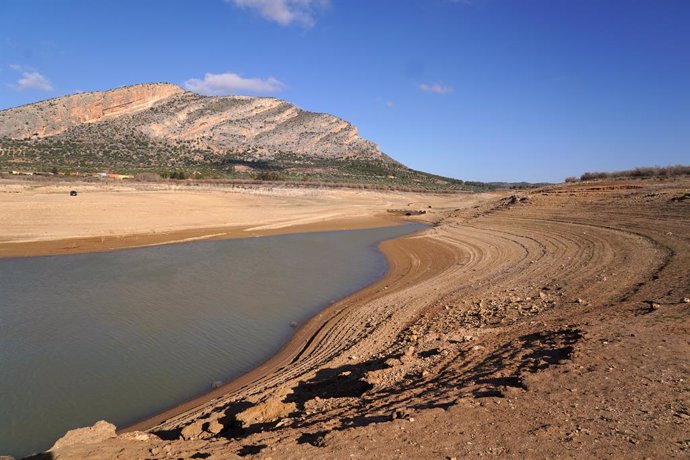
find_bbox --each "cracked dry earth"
[42,179,690,459]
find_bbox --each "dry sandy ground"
[4,177,688,459]
[0,180,476,258]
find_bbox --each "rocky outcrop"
[0,83,393,162]
[234,395,297,429]
[49,420,117,451]
[0,83,183,139]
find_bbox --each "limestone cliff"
[0,83,392,162]
[0,83,184,138]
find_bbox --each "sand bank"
[0,180,476,258]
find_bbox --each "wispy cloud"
[184,72,285,96]
[419,83,453,95]
[385,100,395,108]
[9,65,54,91]
[228,0,329,27]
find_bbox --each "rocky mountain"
[0,83,478,190]
[0,83,391,161]
[0,83,184,139]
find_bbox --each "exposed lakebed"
[0,223,425,457]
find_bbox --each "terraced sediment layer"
[23,178,690,458]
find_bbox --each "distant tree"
[168,170,186,180]
[254,171,284,181]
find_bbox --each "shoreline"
[0,214,404,259]
[123,220,446,434]
[122,222,434,433]
[0,208,435,437]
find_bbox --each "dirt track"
[32,178,690,459]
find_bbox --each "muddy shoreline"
[0,199,434,439]
[121,221,433,433]
[0,215,404,259]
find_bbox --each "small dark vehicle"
[69,190,78,196]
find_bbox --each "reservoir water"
[0,223,424,457]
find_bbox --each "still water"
[0,223,424,457]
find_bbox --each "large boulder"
[50,420,116,451]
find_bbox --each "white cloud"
[9,65,54,91]
[184,72,285,96]
[419,83,453,95]
[385,100,395,108]
[229,0,329,27]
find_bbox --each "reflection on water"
[0,223,424,457]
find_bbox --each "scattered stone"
[683,297,690,303]
[577,298,585,304]
[385,357,402,367]
[647,301,661,311]
[392,408,413,420]
[207,418,224,435]
[539,291,548,300]
[235,396,297,429]
[50,420,117,451]
[180,420,205,440]
[120,431,158,442]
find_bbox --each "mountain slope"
[0,83,390,161]
[0,83,477,190]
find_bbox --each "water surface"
[0,223,424,457]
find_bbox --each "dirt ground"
[0,180,483,258]
[10,177,689,459]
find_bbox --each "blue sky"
[0,0,688,182]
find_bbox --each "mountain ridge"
[0,83,481,190]
[0,82,392,162]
